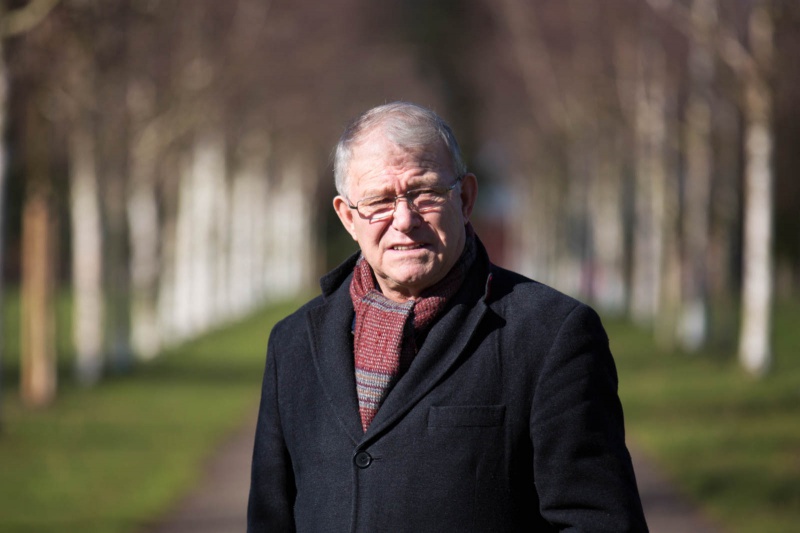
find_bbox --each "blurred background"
[0,0,798,532]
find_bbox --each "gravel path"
[143,420,725,533]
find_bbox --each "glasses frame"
[346,176,464,221]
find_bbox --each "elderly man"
[248,102,648,532]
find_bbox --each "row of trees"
[1,0,798,414]
[466,0,795,376]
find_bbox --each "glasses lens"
[409,188,447,211]
[358,196,395,219]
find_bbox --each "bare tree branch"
[645,0,761,80]
[1,0,61,38]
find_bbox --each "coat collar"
[308,238,493,445]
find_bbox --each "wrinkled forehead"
[347,133,454,195]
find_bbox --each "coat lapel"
[306,242,493,445]
[307,270,364,445]
[363,265,490,441]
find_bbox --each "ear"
[458,173,478,222]
[333,196,359,241]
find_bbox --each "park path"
[144,418,725,533]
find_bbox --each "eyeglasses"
[347,176,463,221]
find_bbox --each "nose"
[391,197,420,232]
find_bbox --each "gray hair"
[333,102,468,197]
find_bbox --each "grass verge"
[609,301,800,533]
[0,298,298,533]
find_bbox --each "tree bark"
[630,39,668,325]
[69,116,105,384]
[21,193,57,407]
[20,98,56,407]
[127,84,162,360]
[678,0,717,351]
[589,134,627,314]
[0,12,9,425]
[738,2,774,376]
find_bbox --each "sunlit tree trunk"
[196,130,227,326]
[171,131,227,338]
[507,140,559,286]
[738,1,774,376]
[589,134,627,313]
[69,117,104,384]
[156,153,181,347]
[497,0,572,290]
[679,0,717,351]
[172,150,196,341]
[212,145,231,323]
[278,156,316,295]
[60,33,105,385]
[1,0,63,423]
[630,40,668,325]
[20,101,56,407]
[229,132,270,316]
[127,83,161,360]
[21,194,57,407]
[656,114,682,350]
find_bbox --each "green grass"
[0,297,299,533]
[609,300,800,533]
[3,291,799,533]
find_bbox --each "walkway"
[144,420,725,533]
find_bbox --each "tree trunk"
[171,131,227,339]
[21,193,57,407]
[589,134,627,314]
[127,160,160,360]
[69,117,105,384]
[127,99,161,360]
[678,0,717,351]
[0,19,9,424]
[738,2,774,376]
[21,95,57,406]
[630,40,668,325]
[229,133,270,317]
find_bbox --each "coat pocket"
[428,405,506,428]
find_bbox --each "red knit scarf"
[350,232,476,432]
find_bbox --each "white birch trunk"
[738,3,774,375]
[507,166,539,279]
[172,151,197,341]
[229,170,255,317]
[589,137,626,313]
[69,121,105,384]
[126,80,162,360]
[171,132,227,338]
[127,172,160,360]
[679,0,717,351]
[229,142,270,316]
[212,150,231,323]
[560,140,589,298]
[630,43,668,324]
[191,133,223,330]
[156,154,180,347]
[268,158,315,298]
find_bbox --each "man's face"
[333,129,477,302]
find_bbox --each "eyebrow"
[361,179,442,198]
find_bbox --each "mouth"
[390,243,427,251]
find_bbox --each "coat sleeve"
[530,303,649,532]
[247,322,297,532]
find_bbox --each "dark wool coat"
[248,240,649,532]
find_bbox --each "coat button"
[354,451,372,469]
